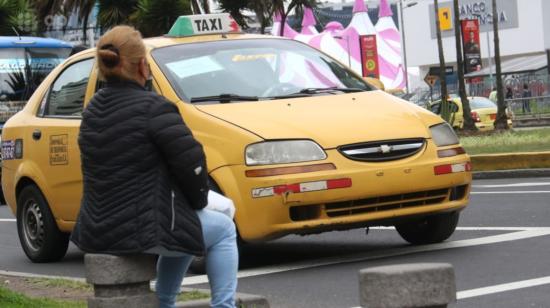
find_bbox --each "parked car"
[2,14,471,262]
[428,96,512,131]
[0,36,73,205]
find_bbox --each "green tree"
[0,0,37,36]
[98,0,139,29]
[133,0,192,37]
[492,0,508,130]
[217,0,316,34]
[218,0,249,29]
[453,0,476,131]
[277,0,316,36]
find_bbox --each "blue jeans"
[156,209,238,308]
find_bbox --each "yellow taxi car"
[1,14,471,262]
[429,96,512,131]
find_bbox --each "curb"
[176,289,269,308]
[470,151,550,171]
[0,270,270,308]
[473,168,550,179]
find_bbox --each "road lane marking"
[0,219,15,222]
[472,182,550,188]
[181,228,550,286]
[473,182,550,188]
[371,226,548,231]
[471,191,550,194]
[457,276,550,299]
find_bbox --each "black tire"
[395,211,459,245]
[16,185,69,262]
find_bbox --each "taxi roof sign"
[167,13,241,37]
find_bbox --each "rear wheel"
[395,211,459,245]
[17,185,69,262]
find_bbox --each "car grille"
[324,188,449,218]
[338,138,425,162]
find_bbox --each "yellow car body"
[429,96,512,131]
[1,16,471,261]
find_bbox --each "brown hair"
[96,25,146,82]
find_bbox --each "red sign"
[360,35,379,78]
[461,19,482,74]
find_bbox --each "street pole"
[547,49,550,74]
[486,31,493,87]
[398,0,410,93]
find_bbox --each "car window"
[451,102,459,113]
[470,97,496,109]
[430,103,441,114]
[44,58,94,117]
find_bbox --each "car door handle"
[32,129,42,140]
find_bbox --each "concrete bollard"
[85,253,159,308]
[359,263,456,308]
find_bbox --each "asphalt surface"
[1,177,549,307]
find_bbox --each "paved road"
[1,177,549,307]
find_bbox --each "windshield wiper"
[190,94,259,103]
[297,87,366,94]
[267,87,366,100]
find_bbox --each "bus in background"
[0,36,73,127]
[0,36,72,204]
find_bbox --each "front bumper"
[212,143,471,242]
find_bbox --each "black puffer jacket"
[71,80,208,256]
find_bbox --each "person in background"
[522,83,532,113]
[70,26,238,308]
[488,87,497,102]
[505,86,514,100]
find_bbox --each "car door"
[27,57,94,222]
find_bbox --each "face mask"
[144,76,153,92]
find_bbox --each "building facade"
[404,0,549,91]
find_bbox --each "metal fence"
[506,96,550,119]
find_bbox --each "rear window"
[470,97,496,109]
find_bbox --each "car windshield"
[470,97,496,109]
[151,38,372,103]
[0,47,71,123]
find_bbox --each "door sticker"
[50,134,68,165]
[2,140,15,160]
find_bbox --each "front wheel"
[17,185,69,262]
[395,211,459,245]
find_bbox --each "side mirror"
[363,77,385,91]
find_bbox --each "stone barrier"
[85,253,159,308]
[84,253,270,308]
[359,263,456,308]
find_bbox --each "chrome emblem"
[380,144,392,153]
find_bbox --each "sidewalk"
[471,151,550,179]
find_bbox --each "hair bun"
[98,45,120,68]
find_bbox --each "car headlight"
[245,140,326,166]
[430,123,459,147]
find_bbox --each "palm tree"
[218,0,249,29]
[453,0,476,131]
[190,0,210,14]
[133,0,192,37]
[277,0,316,36]
[248,0,272,34]
[434,0,450,123]
[492,0,508,130]
[97,0,139,30]
[0,0,22,35]
[0,1,39,36]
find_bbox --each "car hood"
[195,91,436,149]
